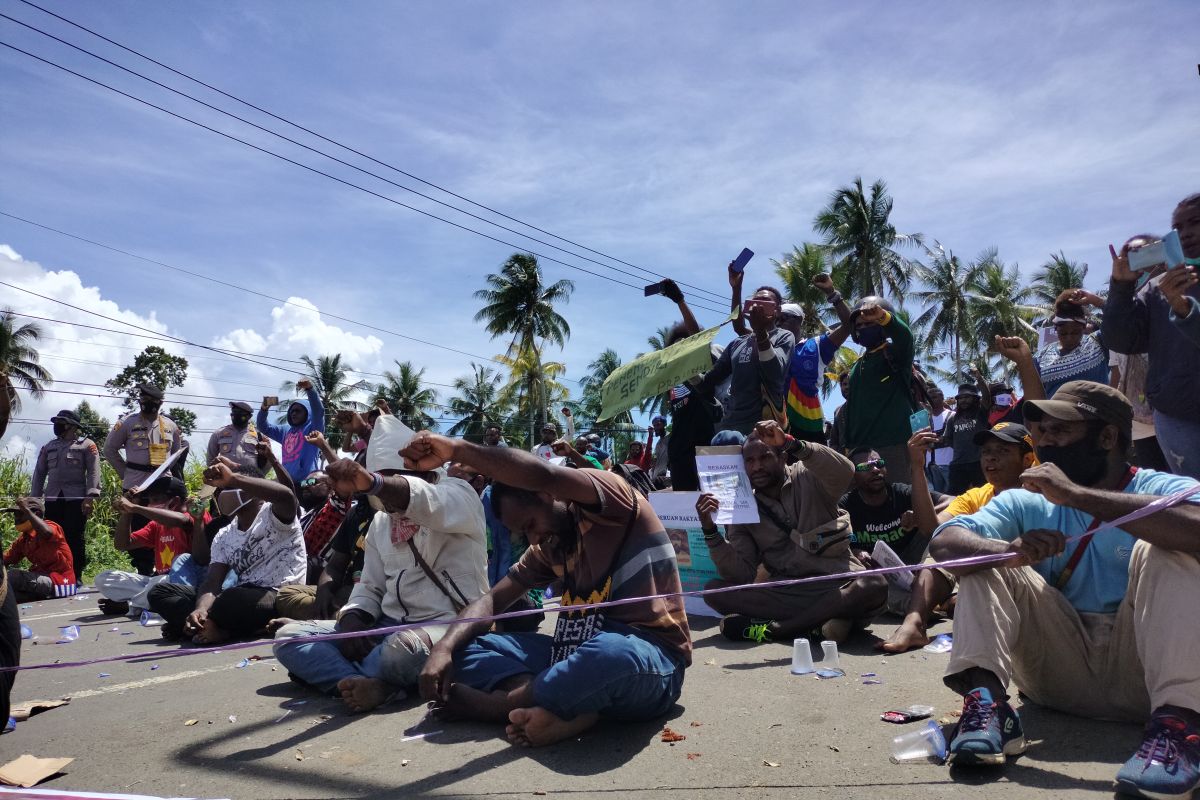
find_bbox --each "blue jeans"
[272,618,430,694]
[453,621,686,721]
[926,463,950,493]
[710,430,746,446]
[1154,410,1200,480]
[167,554,237,591]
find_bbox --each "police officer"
[206,401,265,469]
[30,409,100,585]
[103,383,183,575]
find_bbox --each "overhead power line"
[10,0,730,305]
[0,38,730,316]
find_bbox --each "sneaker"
[947,687,1027,765]
[1115,706,1200,800]
[719,615,773,644]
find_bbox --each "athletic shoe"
[947,687,1027,765]
[719,615,773,644]
[1115,706,1200,800]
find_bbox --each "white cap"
[779,303,805,321]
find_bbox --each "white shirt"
[210,502,305,588]
[531,442,556,460]
[930,408,953,467]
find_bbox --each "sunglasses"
[854,458,887,472]
[299,477,323,488]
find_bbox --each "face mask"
[387,512,420,546]
[1185,256,1200,267]
[231,413,251,428]
[216,489,250,518]
[1036,438,1108,486]
[994,393,1014,407]
[351,438,367,453]
[853,325,886,349]
[53,422,69,437]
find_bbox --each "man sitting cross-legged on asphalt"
[696,420,887,645]
[928,380,1200,800]
[402,430,691,748]
[270,415,489,713]
[147,459,304,644]
[879,421,1038,653]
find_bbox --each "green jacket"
[844,312,915,449]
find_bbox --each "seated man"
[271,415,489,712]
[696,421,887,644]
[274,497,372,622]
[881,422,1038,653]
[403,429,691,748]
[96,476,207,616]
[840,436,951,564]
[147,459,304,643]
[928,380,1200,799]
[2,497,75,601]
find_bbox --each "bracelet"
[702,526,723,541]
[826,291,843,305]
[365,471,385,496]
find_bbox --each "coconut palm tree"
[474,253,574,358]
[578,348,634,428]
[773,244,842,337]
[495,345,568,443]
[373,360,439,432]
[812,177,923,301]
[0,309,53,440]
[912,242,984,377]
[966,252,1041,346]
[822,346,859,399]
[1030,251,1092,325]
[637,326,676,419]
[446,363,504,442]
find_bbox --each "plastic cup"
[820,640,840,671]
[790,638,814,674]
[140,610,166,627]
[890,720,948,763]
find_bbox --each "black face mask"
[853,325,886,349]
[1036,436,1108,487]
[231,412,251,428]
[53,422,69,437]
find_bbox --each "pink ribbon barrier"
[4,483,1197,675]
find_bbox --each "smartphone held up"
[1128,230,1185,272]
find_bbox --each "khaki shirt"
[103,411,183,490]
[206,423,263,469]
[31,435,101,499]
[709,443,860,584]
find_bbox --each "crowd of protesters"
[2,192,1199,798]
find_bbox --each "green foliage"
[166,406,197,436]
[474,253,574,356]
[773,244,842,337]
[105,345,188,411]
[73,401,112,449]
[373,360,439,432]
[579,349,631,427]
[446,363,506,441]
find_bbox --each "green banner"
[598,314,734,422]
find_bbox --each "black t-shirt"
[330,497,373,586]
[666,381,720,491]
[839,483,947,557]
[945,407,989,464]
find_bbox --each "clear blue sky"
[2,0,1197,457]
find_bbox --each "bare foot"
[430,682,515,723]
[337,676,394,713]
[506,706,598,747]
[192,618,229,645]
[877,620,929,653]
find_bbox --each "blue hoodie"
[257,386,325,482]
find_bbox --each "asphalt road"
[4,591,1141,799]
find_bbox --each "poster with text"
[649,491,721,617]
[694,446,760,524]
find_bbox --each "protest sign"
[648,492,720,617]
[695,446,759,524]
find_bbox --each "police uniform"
[206,423,263,469]
[31,428,101,582]
[103,411,183,491]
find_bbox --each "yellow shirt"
[946,484,996,517]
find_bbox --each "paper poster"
[130,446,186,494]
[648,492,720,618]
[694,446,759,524]
[871,539,914,590]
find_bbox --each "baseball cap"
[1024,380,1133,432]
[973,422,1035,453]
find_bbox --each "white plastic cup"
[790,638,814,674]
[820,640,840,671]
[139,610,166,627]
[890,720,948,763]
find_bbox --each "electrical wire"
[0,40,731,316]
[11,0,731,304]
